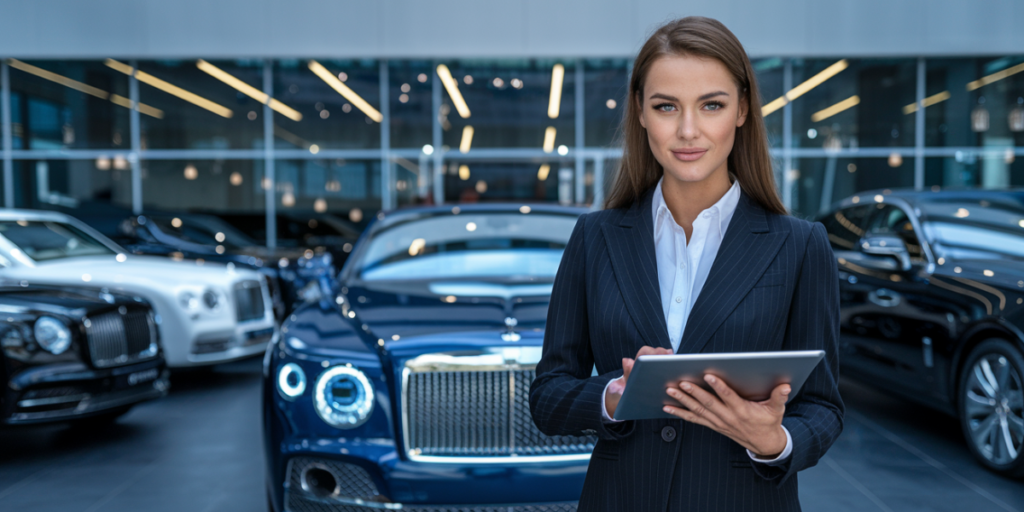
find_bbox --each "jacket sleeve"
[530,214,635,441]
[752,221,845,484]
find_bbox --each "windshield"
[148,215,257,249]
[920,196,1024,261]
[355,212,577,281]
[0,220,115,261]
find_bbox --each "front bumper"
[184,326,278,366]
[3,357,168,425]
[271,440,587,512]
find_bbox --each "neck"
[659,166,733,234]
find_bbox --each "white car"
[0,209,277,368]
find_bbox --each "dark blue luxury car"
[263,204,594,512]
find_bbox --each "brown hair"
[604,16,786,215]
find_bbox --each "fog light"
[277,362,306,400]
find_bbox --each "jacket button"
[661,426,676,442]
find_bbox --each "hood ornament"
[502,317,521,342]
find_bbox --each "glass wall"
[3,55,1023,246]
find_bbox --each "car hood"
[0,286,144,317]
[1,255,256,287]
[343,279,553,343]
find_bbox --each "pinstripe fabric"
[529,186,844,512]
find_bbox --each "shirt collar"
[652,176,742,233]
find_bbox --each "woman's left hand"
[663,375,790,458]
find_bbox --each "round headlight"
[277,362,306,400]
[34,316,72,355]
[202,289,220,309]
[313,366,374,429]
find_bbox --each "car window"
[866,205,925,262]
[821,205,873,251]
[355,213,577,281]
[148,216,256,249]
[0,220,115,261]
[918,196,1024,261]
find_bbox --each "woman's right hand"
[604,346,674,419]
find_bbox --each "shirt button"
[680,262,686,269]
[675,296,682,303]
[702,212,711,219]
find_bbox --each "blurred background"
[2,2,1024,512]
[1,0,1021,226]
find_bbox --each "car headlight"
[202,289,220,309]
[34,316,72,355]
[179,291,199,310]
[277,362,306,400]
[313,366,374,429]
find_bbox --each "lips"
[671,148,707,162]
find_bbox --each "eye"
[704,101,725,111]
[653,103,676,112]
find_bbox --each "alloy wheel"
[963,353,1024,466]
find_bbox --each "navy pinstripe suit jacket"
[530,186,844,512]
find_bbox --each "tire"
[957,338,1024,478]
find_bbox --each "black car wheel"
[958,339,1024,477]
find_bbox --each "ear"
[636,93,647,129]
[736,91,749,128]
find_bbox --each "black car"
[820,188,1024,477]
[1,284,169,425]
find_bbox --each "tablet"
[612,350,825,421]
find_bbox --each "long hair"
[604,17,786,215]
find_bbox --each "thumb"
[622,358,635,383]
[770,384,791,411]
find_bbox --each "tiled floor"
[1,360,1021,511]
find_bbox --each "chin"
[662,164,718,184]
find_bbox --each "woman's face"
[638,54,748,186]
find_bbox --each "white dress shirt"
[600,177,793,465]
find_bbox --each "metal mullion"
[432,60,443,205]
[782,58,793,211]
[129,60,142,214]
[575,60,585,204]
[263,59,276,250]
[1,60,12,208]
[380,60,392,211]
[915,57,926,190]
[592,153,605,211]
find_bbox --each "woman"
[529,16,843,512]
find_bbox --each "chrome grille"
[402,349,596,461]
[233,280,266,322]
[86,307,158,368]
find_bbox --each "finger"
[635,346,661,358]
[763,383,791,413]
[622,357,635,382]
[667,385,723,426]
[703,374,744,409]
[663,405,716,430]
[677,380,725,417]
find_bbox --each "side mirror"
[859,235,911,271]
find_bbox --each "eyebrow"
[648,91,730,102]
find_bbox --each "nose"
[676,109,699,140]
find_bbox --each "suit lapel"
[676,191,790,355]
[600,188,672,350]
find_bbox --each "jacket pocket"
[753,271,787,288]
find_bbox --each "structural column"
[1,60,12,208]
[129,60,142,214]
[379,60,392,210]
[263,59,276,249]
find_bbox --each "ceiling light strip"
[436,64,471,118]
[308,60,383,123]
[9,59,163,119]
[197,60,302,122]
[538,164,551,181]
[902,90,951,115]
[967,62,1024,91]
[105,59,234,118]
[762,59,849,117]
[459,126,474,153]
[811,95,860,122]
[542,127,557,153]
[548,63,565,119]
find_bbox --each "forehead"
[643,54,737,96]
